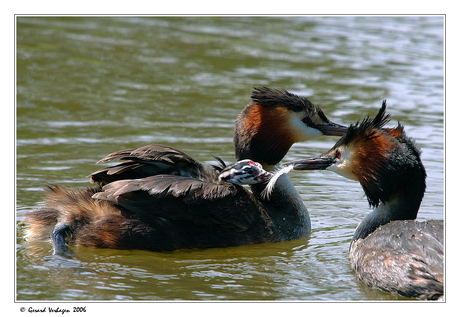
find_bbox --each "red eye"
[336,151,341,159]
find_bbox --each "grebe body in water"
[24,87,346,255]
[289,102,443,300]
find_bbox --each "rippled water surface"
[16,16,444,302]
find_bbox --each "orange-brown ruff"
[24,87,347,255]
[289,102,443,300]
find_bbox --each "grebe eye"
[243,166,254,174]
[302,116,312,124]
[336,150,342,159]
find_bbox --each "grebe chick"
[25,87,346,255]
[217,159,272,185]
[289,102,443,300]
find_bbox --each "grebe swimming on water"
[288,102,443,300]
[25,87,347,255]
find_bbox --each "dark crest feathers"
[250,86,314,112]
[338,100,391,147]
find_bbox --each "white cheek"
[326,163,357,181]
[325,147,358,181]
[289,112,323,140]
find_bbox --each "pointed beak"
[287,157,336,170]
[314,121,348,136]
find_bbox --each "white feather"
[261,164,294,199]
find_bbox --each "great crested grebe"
[288,102,444,300]
[42,158,271,258]
[24,87,347,255]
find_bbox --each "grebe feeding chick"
[287,102,443,300]
[24,87,347,255]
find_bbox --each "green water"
[16,16,444,302]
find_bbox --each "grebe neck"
[352,165,426,241]
[251,172,311,240]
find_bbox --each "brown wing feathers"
[90,144,212,185]
[92,175,259,231]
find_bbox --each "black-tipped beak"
[288,157,335,170]
[315,121,348,136]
